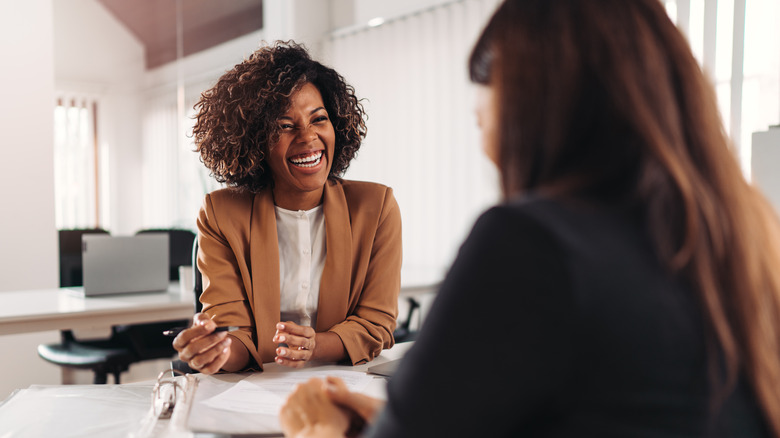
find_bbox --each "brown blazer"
[196,179,402,369]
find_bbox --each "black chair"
[58,228,109,288]
[192,237,203,313]
[107,229,197,375]
[171,237,202,374]
[136,229,197,281]
[393,297,421,343]
[38,228,196,384]
[40,229,136,384]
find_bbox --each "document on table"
[201,369,373,415]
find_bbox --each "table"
[0,283,194,336]
[0,342,414,438]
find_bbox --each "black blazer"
[366,196,769,437]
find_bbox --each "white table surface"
[0,283,194,336]
[0,342,415,438]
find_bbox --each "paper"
[201,379,284,414]
[200,369,374,416]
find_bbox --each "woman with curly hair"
[172,41,401,373]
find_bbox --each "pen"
[162,325,240,337]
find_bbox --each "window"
[53,95,106,229]
[664,0,780,176]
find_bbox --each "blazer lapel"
[316,180,352,332]
[250,189,281,364]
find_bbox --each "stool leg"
[60,368,76,385]
[93,371,107,384]
[113,371,122,384]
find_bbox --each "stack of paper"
[187,369,376,434]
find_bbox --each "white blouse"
[275,205,326,328]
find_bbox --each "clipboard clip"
[151,369,187,420]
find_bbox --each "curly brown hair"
[193,41,367,192]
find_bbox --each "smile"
[288,151,323,168]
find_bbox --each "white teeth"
[289,151,323,168]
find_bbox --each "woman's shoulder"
[329,179,397,208]
[493,195,637,237]
[477,196,572,234]
[468,197,567,251]
[204,187,258,208]
[326,179,400,227]
[332,179,392,196]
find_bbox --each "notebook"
[80,234,170,296]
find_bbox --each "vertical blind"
[54,95,100,229]
[142,83,222,232]
[665,0,780,175]
[324,0,502,276]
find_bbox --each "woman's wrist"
[295,423,346,438]
[220,337,250,372]
[312,332,347,362]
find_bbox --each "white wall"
[352,0,455,25]
[263,0,331,57]
[0,0,62,401]
[328,0,456,31]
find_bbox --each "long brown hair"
[472,0,780,434]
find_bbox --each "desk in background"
[0,283,193,336]
[0,267,441,337]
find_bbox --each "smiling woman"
[265,83,337,210]
[173,41,402,374]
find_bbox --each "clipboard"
[136,369,199,438]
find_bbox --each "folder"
[0,383,154,437]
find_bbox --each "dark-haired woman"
[172,42,401,373]
[279,0,780,436]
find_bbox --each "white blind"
[142,86,219,232]
[324,0,502,276]
[54,95,99,229]
[665,0,780,175]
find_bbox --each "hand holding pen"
[163,325,239,337]
[170,313,235,375]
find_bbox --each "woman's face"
[474,84,499,166]
[267,82,336,209]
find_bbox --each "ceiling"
[97,0,263,69]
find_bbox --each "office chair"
[171,237,202,374]
[38,228,196,384]
[107,229,197,374]
[57,228,109,288]
[192,237,203,313]
[136,228,197,281]
[39,228,137,384]
[393,297,421,343]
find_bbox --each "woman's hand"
[274,321,316,368]
[172,313,232,374]
[324,376,385,425]
[280,378,350,438]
